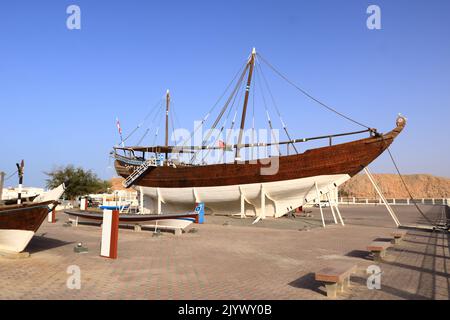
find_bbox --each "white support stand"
[193,188,201,203]
[333,202,345,226]
[157,187,162,215]
[240,192,247,219]
[364,167,401,227]
[326,193,338,224]
[233,187,248,219]
[315,182,326,228]
[260,184,266,219]
[252,216,262,225]
[252,185,266,224]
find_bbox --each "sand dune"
[340,174,450,198]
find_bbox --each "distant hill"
[339,174,450,199]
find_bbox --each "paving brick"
[0,204,448,300]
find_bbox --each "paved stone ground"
[0,204,448,300]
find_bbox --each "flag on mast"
[116,117,124,146]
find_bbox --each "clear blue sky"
[1,0,449,188]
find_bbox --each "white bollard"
[47,208,56,223]
[100,209,119,259]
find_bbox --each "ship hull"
[0,229,35,253]
[115,119,405,217]
[0,201,55,253]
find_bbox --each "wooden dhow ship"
[0,201,58,253]
[0,162,65,253]
[112,49,406,218]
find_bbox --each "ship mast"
[235,48,256,160]
[165,89,170,162]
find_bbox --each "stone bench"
[391,230,407,244]
[315,262,357,298]
[367,241,392,262]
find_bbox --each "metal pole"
[16,160,24,205]
[315,182,326,228]
[326,193,338,224]
[333,201,345,226]
[165,90,170,162]
[364,167,401,227]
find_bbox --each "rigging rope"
[123,98,164,143]
[257,53,371,130]
[219,109,239,164]
[255,67,281,156]
[200,74,246,163]
[384,146,437,226]
[179,62,248,149]
[152,127,160,146]
[136,101,164,146]
[136,129,150,146]
[191,64,248,163]
[205,64,249,139]
[256,60,299,154]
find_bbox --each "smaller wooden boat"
[0,201,58,253]
[64,209,201,232]
[64,210,200,224]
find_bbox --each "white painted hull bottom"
[0,229,35,253]
[138,174,351,218]
[66,214,193,230]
